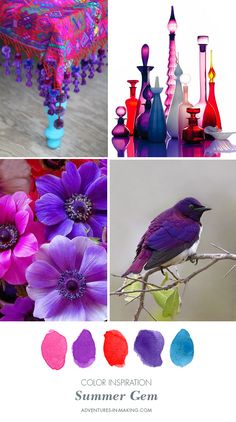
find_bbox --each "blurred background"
[110,159,236,320]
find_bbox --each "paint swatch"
[72,329,96,368]
[103,330,128,367]
[41,330,67,370]
[170,329,194,367]
[134,330,164,367]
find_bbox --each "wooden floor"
[0,62,107,157]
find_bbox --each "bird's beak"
[195,206,212,212]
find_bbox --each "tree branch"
[111,250,236,321]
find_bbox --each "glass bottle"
[135,44,154,119]
[182,108,205,143]
[125,80,139,135]
[148,77,167,143]
[166,59,183,138]
[111,106,130,138]
[164,6,178,117]
[135,85,153,140]
[178,74,193,140]
[195,36,209,126]
[202,50,222,130]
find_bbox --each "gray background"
[110,159,236,321]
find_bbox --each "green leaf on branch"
[160,272,169,286]
[162,288,180,318]
[150,288,174,309]
[123,276,142,303]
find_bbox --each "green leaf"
[150,288,174,309]
[162,288,180,318]
[160,272,169,286]
[155,312,173,321]
[123,278,142,303]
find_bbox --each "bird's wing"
[144,219,200,270]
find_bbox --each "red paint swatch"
[41,330,67,370]
[103,330,128,367]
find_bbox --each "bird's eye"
[189,204,195,209]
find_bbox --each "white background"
[108,0,236,157]
[0,322,235,422]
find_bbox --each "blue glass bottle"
[148,77,167,143]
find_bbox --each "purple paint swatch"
[134,330,164,367]
[72,329,96,368]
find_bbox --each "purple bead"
[1,46,11,59]
[54,118,64,129]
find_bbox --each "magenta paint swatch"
[72,329,96,368]
[134,330,164,367]
[41,330,67,370]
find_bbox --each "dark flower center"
[0,224,18,251]
[43,159,66,170]
[64,194,93,222]
[57,269,86,301]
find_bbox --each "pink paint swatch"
[41,330,67,370]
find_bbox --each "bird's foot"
[189,256,198,265]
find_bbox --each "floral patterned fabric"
[0,0,107,87]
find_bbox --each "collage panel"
[110,159,236,321]
[0,0,107,157]
[0,158,107,321]
[109,0,236,158]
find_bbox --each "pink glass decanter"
[164,5,178,117]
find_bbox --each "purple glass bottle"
[135,85,153,140]
[135,44,154,119]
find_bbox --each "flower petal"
[79,245,107,282]
[85,176,107,210]
[49,236,77,271]
[26,260,60,288]
[36,174,65,198]
[27,286,54,301]
[4,255,32,285]
[72,237,94,269]
[33,290,64,319]
[0,250,11,278]
[68,222,92,238]
[45,218,74,241]
[61,162,81,197]
[0,195,16,223]
[82,296,107,321]
[13,233,38,258]
[86,281,107,305]
[88,216,106,238]
[79,162,101,194]
[35,193,66,225]
[45,301,86,321]
[12,192,31,212]
[15,210,30,235]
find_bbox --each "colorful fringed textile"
[0,0,107,87]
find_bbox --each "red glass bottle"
[202,50,221,130]
[125,80,139,136]
[182,108,205,143]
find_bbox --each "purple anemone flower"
[0,297,37,321]
[35,161,107,241]
[26,235,107,321]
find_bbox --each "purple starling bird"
[123,197,211,276]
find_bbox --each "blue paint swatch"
[134,330,164,367]
[170,329,194,367]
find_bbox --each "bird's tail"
[122,249,152,277]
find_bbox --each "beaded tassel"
[13,53,22,83]
[96,48,106,73]
[1,46,11,76]
[72,65,80,93]
[24,58,33,87]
